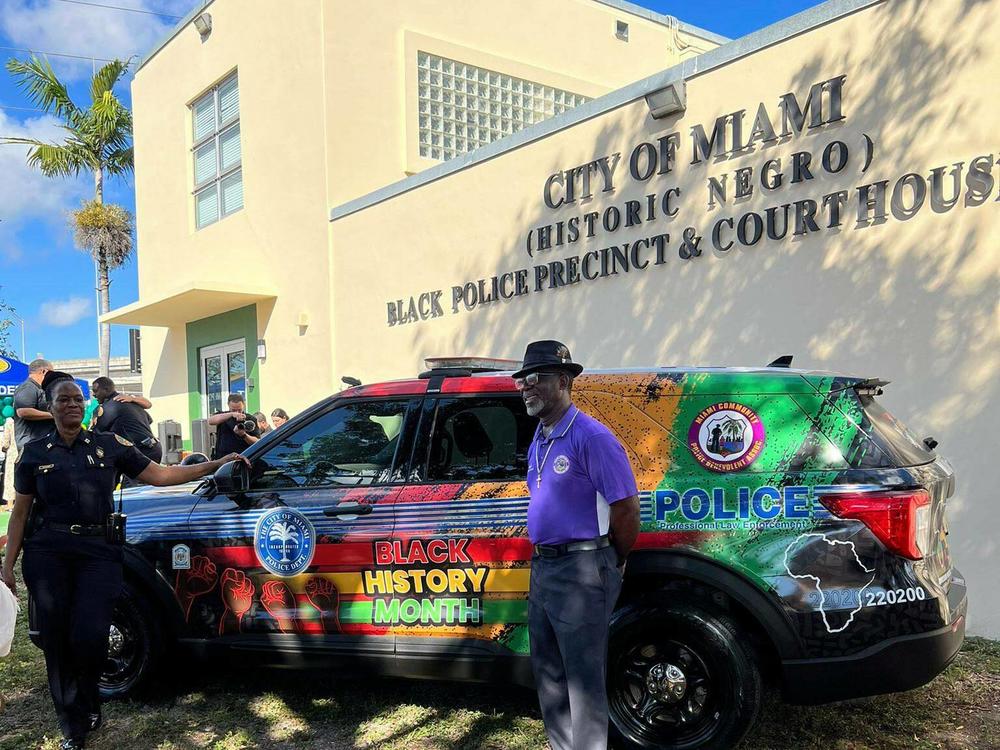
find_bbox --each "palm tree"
[1,54,133,377]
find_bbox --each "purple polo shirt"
[527,404,638,546]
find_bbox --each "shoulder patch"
[114,434,134,447]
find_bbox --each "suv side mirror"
[214,458,249,495]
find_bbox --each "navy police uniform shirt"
[94,391,155,446]
[14,428,151,527]
[526,404,638,546]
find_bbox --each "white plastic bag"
[0,582,19,657]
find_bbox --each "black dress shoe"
[60,738,85,749]
[88,711,102,731]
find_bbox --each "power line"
[52,0,183,20]
[0,103,50,114]
[0,45,119,63]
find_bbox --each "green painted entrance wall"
[184,305,259,450]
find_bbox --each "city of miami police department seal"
[553,455,570,474]
[688,402,766,473]
[254,507,316,576]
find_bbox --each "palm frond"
[5,55,80,123]
[0,136,89,176]
[90,58,130,105]
[103,145,134,176]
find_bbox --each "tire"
[99,582,164,700]
[608,595,762,750]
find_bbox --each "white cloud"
[39,295,90,326]
[1,0,196,80]
[0,108,85,250]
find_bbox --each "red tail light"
[818,490,931,560]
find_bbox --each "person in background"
[1,417,16,508]
[90,378,160,467]
[207,393,258,458]
[13,358,53,450]
[270,408,289,429]
[253,412,272,436]
[1,372,248,749]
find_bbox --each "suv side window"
[250,399,412,489]
[424,396,536,482]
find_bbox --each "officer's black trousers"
[22,545,123,740]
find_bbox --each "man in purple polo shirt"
[514,340,640,750]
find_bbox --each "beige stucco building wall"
[113,0,721,437]
[328,0,1000,634]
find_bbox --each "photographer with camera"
[207,393,259,459]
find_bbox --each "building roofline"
[591,0,730,46]
[330,0,883,223]
[136,0,214,73]
[134,0,724,75]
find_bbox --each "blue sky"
[0,0,822,362]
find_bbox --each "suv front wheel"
[99,582,164,699]
[608,595,762,750]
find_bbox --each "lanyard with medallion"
[534,408,580,488]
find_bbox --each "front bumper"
[781,571,967,705]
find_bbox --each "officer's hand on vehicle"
[219,453,251,468]
[1,566,15,596]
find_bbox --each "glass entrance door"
[200,339,247,417]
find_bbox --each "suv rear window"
[424,396,535,481]
[861,397,935,466]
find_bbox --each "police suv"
[33,359,967,749]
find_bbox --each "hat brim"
[511,362,584,379]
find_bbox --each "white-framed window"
[191,73,242,229]
[417,52,590,162]
[199,338,246,418]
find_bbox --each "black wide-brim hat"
[512,340,584,379]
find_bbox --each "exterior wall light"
[644,81,686,119]
[256,338,266,360]
[193,12,212,39]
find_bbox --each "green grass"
[0,567,996,749]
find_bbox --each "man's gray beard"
[525,400,543,417]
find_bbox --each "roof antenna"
[767,355,793,368]
[341,376,361,387]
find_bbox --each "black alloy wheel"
[608,596,762,750]
[99,584,162,699]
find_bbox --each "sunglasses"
[513,371,563,389]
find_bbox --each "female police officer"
[0,372,247,749]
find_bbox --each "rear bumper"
[781,572,967,705]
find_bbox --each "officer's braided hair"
[40,370,77,399]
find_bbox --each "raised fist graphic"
[260,579,298,632]
[175,555,218,621]
[219,568,256,635]
[305,576,341,633]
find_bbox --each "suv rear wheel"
[608,596,762,750]
[99,582,164,699]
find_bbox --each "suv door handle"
[323,503,373,516]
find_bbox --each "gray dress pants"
[529,544,623,750]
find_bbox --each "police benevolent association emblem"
[688,402,766,473]
[254,507,316,576]
[553,455,571,474]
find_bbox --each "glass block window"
[191,73,242,229]
[417,52,590,162]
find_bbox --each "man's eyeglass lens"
[514,371,560,388]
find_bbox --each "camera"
[238,417,260,436]
[106,512,127,545]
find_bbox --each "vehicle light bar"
[423,357,521,372]
[818,489,931,560]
